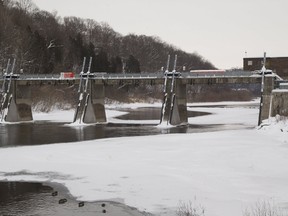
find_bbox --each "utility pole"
[258,52,266,126]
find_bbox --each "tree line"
[0,0,216,75]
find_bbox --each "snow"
[1,101,288,216]
[189,106,258,126]
[273,89,288,92]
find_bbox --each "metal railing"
[0,71,266,80]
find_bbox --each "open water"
[0,108,211,147]
[0,181,153,216]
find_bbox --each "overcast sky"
[33,0,288,69]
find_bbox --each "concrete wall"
[259,77,275,124]
[270,90,288,117]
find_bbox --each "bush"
[243,200,286,216]
[176,200,205,216]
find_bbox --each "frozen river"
[0,106,212,215]
[2,101,286,216]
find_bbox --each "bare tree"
[14,0,37,14]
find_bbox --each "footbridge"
[0,58,285,126]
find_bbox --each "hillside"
[0,0,216,74]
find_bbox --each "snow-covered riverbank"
[0,101,287,216]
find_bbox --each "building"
[243,57,288,79]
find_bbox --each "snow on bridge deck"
[0,71,265,86]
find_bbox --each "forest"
[0,0,216,75]
[0,0,254,108]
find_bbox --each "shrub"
[176,200,205,216]
[243,200,286,216]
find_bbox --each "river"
[0,105,254,215]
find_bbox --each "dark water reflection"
[0,107,213,147]
[0,181,151,216]
[116,107,208,120]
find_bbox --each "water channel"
[0,106,253,215]
[0,107,212,147]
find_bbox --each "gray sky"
[33,0,288,69]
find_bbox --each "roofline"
[243,56,288,59]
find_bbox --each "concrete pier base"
[83,82,106,123]
[2,81,33,122]
[73,80,106,124]
[160,79,187,125]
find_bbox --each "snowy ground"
[0,101,288,216]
